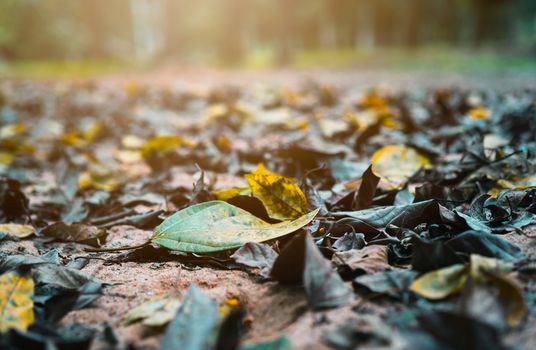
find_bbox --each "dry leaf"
[0,271,34,332]
[245,164,308,221]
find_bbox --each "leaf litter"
[0,77,535,349]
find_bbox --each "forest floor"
[0,69,535,350]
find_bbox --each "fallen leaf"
[121,295,181,327]
[141,135,194,159]
[161,284,218,350]
[42,222,107,247]
[271,232,353,309]
[353,270,417,298]
[213,187,251,201]
[245,164,308,221]
[0,224,34,239]
[0,123,26,139]
[371,145,430,188]
[468,106,490,119]
[0,271,34,332]
[409,264,468,300]
[79,168,124,192]
[240,336,292,350]
[231,242,278,276]
[414,311,507,350]
[303,232,354,309]
[332,245,390,276]
[481,269,527,327]
[151,200,319,253]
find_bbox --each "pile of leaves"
[0,79,535,350]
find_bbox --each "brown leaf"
[332,245,390,275]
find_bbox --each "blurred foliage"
[0,0,535,67]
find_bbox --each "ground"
[0,68,535,349]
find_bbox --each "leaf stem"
[84,240,151,253]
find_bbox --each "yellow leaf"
[409,264,468,300]
[0,123,26,139]
[468,106,490,119]
[79,168,123,192]
[114,150,142,164]
[121,135,145,149]
[357,92,389,112]
[318,119,349,138]
[61,131,86,147]
[245,164,308,221]
[141,135,194,159]
[0,271,34,333]
[488,176,536,197]
[125,80,141,98]
[483,269,527,327]
[0,224,34,238]
[469,254,514,282]
[61,121,102,148]
[121,295,181,327]
[213,187,251,201]
[371,145,430,189]
[0,152,15,166]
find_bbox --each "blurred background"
[1,0,535,76]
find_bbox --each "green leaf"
[151,201,319,253]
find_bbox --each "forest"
[0,0,535,64]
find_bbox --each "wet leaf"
[245,164,308,221]
[0,271,34,333]
[151,200,319,253]
[371,145,430,188]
